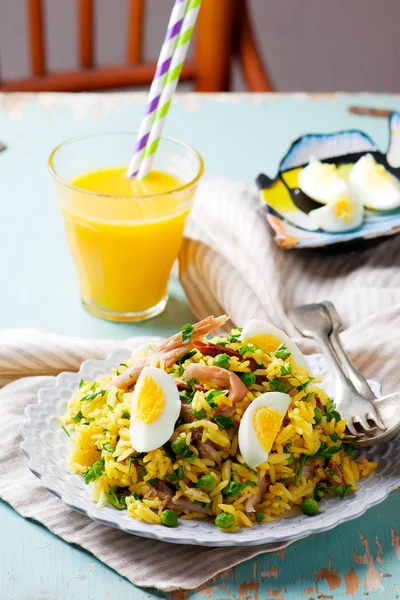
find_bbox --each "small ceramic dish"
[20,351,400,547]
[257,112,400,249]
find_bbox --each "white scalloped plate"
[20,350,400,547]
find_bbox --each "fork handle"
[329,329,377,401]
[310,330,361,408]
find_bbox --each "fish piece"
[148,481,174,512]
[182,364,248,405]
[172,497,213,515]
[191,428,221,464]
[112,315,229,390]
[245,475,268,513]
[328,459,345,486]
[180,403,199,423]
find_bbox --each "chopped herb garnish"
[206,389,226,408]
[223,481,245,498]
[279,363,314,392]
[182,446,197,461]
[138,468,147,478]
[244,480,258,487]
[239,343,257,355]
[314,407,323,426]
[84,457,105,484]
[330,433,340,442]
[343,444,357,458]
[105,486,126,510]
[313,441,341,460]
[132,492,139,500]
[268,377,291,393]
[214,415,234,429]
[166,466,185,483]
[178,351,197,376]
[313,483,327,501]
[294,455,312,485]
[121,411,130,419]
[181,323,194,344]
[325,398,342,423]
[80,389,106,403]
[106,403,114,412]
[71,412,83,423]
[280,363,293,376]
[79,379,85,388]
[326,468,336,477]
[193,408,206,419]
[61,425,70,438]
[227,329,242,343]
[274,343,291,360]
[329,483,353,497]
[296,377,314,392]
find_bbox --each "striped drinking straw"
[126,0,189,178]
[135,0,202,180]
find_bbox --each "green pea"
[215,512,235,529]
[214,354,230,369]
[240,372,256,387]
[301,498,319,516]
[171,436,187,454]
[254,510,264,523]
[197,473,217,492]
[314,407,323,425]
[160,509,178,527]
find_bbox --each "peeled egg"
[130,366,180,453]
[238,392,292,468]
[309,193,364,233]
[298,157,349,205]
[240,319,309,370]
[348,154,400,210]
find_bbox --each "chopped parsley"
[214,415,234,429]
[181,323,194,344]
[102,443,115,454]
[61,425,70,438]
[71,412,83,423]
[166,466,184,483]
[206,389,226,408]
[115,362,128,376]
[244,480,258,487]
[178,351,197,376]
[193,408,206,419]
[294,455,312,485]
[329,483,353,497]
[121,411,130,419]
[227,329,242,343]
[132,492,139,501]
[313,441,341,460]
[268,377,291,393]
[80,389,106,403]
[179,376,197,402]
[84,457,105,484]
[343,444,357,458]
[105,486,126,510]
[325,398,341,423]
[223,481,244,498]
[274,343,291,360]
[239,343,257,355]
[106,404,114,412]
[79,379,85,388]
[330,433,340,442]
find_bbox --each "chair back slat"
[127,0,145,64]
[28,0,46,75]
[79,0,94,69]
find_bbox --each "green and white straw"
[136,0,202,180]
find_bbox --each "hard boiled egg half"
[308,193,364,233]
[298,157,349,205]
[241,319,309,370]
[130,366,180,452]
[349,154,400,210]
[239,392,292,468]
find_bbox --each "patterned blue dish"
[257,112,400,249]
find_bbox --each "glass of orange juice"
[49,133,203,322]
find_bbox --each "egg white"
[241,319,309,370]
[309,193,364,233]
[349,154,400,210]
[238,392,292,468]
[130,366,180,453]
[298,157,349,205]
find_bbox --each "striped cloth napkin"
[1,175,399,591]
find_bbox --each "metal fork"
[288,303,386,437]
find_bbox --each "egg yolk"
[246,333,282,354]
[333,196,355,223]
[136,376,165,424]
[253,406,284,454]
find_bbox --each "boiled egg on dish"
[348,153,400,210]
[241,319,309,370]
[308,193,364,233]
[298,157,349,205]
[238,392,292,468]
[130,366,180,452]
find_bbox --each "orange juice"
[60,167,192,319]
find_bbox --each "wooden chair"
[0,0,273,92]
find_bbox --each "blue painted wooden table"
[1,92,399,600]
